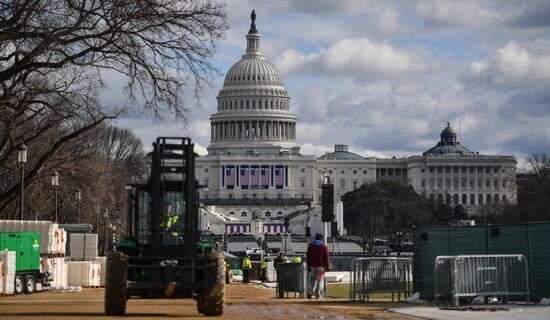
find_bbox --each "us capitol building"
[195,13,517,235]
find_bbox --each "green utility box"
[0,231,46,294]
[0,232,41,272]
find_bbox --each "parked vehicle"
[369,239,392,254]
[0,231,51,294]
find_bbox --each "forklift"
[104,137,224,316]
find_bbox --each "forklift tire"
[14,275,24,295]
[105,251,128,316]
[24,274,36,294]
[198,252,225,316]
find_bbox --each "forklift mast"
[149,137,197,258]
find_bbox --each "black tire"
[197,292,205,314]
[24,274,36,294]
[14,275,24,295]
[198,252,225,316]
[104,251,128,316]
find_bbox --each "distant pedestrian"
[260,255,270,282]
[306,233,330,299]
[274,252,289,298]
[242,255,252,284]
[273,252,288,269]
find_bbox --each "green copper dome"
[423,123,475,156]
[318,145,364,160]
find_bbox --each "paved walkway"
[391,304,549,320]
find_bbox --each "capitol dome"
[209,10,298,153]
[223,56,285,88]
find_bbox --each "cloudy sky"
[112,0,550,165]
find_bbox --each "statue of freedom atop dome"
[249,9,257,33]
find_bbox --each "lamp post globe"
[17,143,27,220]
[51,170,59,222]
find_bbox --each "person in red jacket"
[306,233,330,299]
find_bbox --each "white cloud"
[465,42,550,86]
[416,0,502,28]
[375,7,401,35]
[277,38,431,80]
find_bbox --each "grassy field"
[326,283,402,299]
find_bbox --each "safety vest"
[160,215,179,237]
[261,256,269,269]
[242,257,252,270]
[160,214,179,228]
[293,256,302,263]
[167,215,179,228]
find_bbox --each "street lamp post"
[75,188,81,224]
[103,209,109,255]
[17,143,27,220]
[51,170,59,222]
[396,231,403,256]
[124,185,132,238]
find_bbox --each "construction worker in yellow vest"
[260,255,270,282]
[293,256,302,263]
[242,255,252,284]
[160,204,180,242]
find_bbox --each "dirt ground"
[0,285,418,319]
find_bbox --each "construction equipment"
[104,137,224,316]
[0,231,51,294]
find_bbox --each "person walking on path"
[242,255,252,284]
[306,233,330,299]
[260,255,270,282]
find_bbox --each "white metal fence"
[349,257,413,302]
[434,255,530,306]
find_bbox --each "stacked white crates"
[67,233,103,287]
[0,251,16,294]
[67,261,101,287]
[97,257,107,287]
[69,234,98,260]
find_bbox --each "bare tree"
[0,0,227,210]
[526,153,550,182]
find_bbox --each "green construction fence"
[413,221,550,301]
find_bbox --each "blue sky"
[110,0,550,166]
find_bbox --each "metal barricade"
[434,255,530,306]
[349,257,413,302]
[276,262,308,298]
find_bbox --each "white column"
[212,123,215,141]
[262,121,266,139]
[241,121,245,139]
